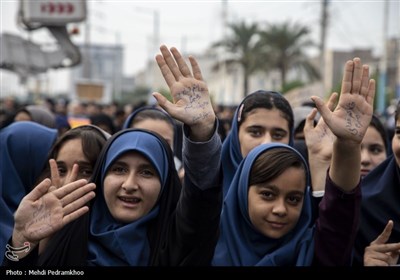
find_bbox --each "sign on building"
[20,0,86,25]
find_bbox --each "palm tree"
[212,21,263,97]
[258,22,320,90]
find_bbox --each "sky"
[1,0,399,96]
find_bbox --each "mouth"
[118,196,141,207]
[360,169,370,177]
[267,221,287,229]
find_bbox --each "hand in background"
[364,220,400,266]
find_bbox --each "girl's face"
[103,151,161,223]
[248,167,305,239]
[56,138,93,186]
[132,119,174,151]
[360,125,387,177]
[238,108,290,158]
[392,119,400,168]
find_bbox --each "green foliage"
[157,88,173,102]
[281,80,304,94]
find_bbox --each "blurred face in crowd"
[247,166,305,239]
[238,108,290,158]
[14,111,31,122]
[360,125,387,177]
[132,119,174,151]
[393,119,400,167]
[103,151,161,223]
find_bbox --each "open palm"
[153,45,215,130]
[312,58,375,143]
[13,178,95,244]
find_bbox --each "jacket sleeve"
[313,170,361,266]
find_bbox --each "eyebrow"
[112,160,154,170]
[255,184,304,196]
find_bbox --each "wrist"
[189,116,216,142]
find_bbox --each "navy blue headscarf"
[221,91,294,197]
[0,121,57,263]
[87,129,172,266]
[353,154,400,265]
[213,143,314,266]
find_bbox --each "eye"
[287,195,302,206]
[139,168,156,178]
[248,128,262,137]
[369,145,384,155]
[260,191,274,200]
[271,130,287,140]
[57,167,67,177]
[79,168,93,178]
[110,165,127,174]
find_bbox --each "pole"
[319,0,329,98]
[83,16,91,79]
[377,0,389,115]
[396,3,400,100]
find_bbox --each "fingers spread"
[189,56,204,81]
[62,206,90,226]
[360,65,370,97]
[53,179,89,200]
[60,182,96,208]
[160,45,182,81]
[170,47,192,77]
[341,60,354,94]
[65,163,79,185]
[26,179,52,201]
[49,159,61,188]
[156,54,175,88]
[327,92,338,111]
[372,220,394,245]
[304,108,317,132]
[63,191,95,217]
[350,57,362,93]
[366,79,376,106]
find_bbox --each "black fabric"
[37,214,90,266]
[352,156,400,266]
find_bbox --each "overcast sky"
[1,0,399,95]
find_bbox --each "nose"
[122,172,139,192]
[360,148,371,167]
[260,134,273,145]
[271,198,287,217]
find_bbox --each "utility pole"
[135,7,160,92]
[397,4,400,100]
[83,11,91,80]
[377,0,389,115]
[397,38,400,99]
[319,0,329,98]
[220,0,228,104]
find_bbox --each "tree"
[258,22,320,89]
[212,21,263,97]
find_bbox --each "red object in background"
[69,26,80,35]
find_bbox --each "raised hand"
[12,178,95,256]
[304,92,338,162]
[304,92,337,192]
[364,220,400,266]
[311,58,375,143]
[153,45,216,142]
